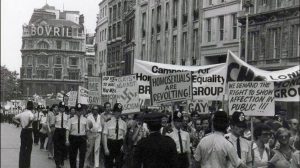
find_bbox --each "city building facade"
[85,33,96,77]
[95,0,108,76]
[107,0,125,76]
[20,4,87,97]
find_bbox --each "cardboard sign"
[78,86,89,105]
[150,72,193,104]
[102,76,116,95]
[116,75,140,114]
[134,59,226,100]
[226,51,300,102]
[228,81,275,116]
[88,77,102,105]
[187,100,209,114]
[67,91,77,107]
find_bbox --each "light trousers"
[85,132,101,168]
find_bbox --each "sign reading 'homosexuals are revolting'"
[228,81,275,116]
[150,72,193,105]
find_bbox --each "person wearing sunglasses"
[288,118,299,148]
[268,127,295,168]
[252,123,272,168]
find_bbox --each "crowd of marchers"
[4,100,300,168]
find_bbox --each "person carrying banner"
[167,110,191,168]
[13,100,35,168]
[66,103,91,168]
[194,110,247,168]
[85,105,102,168]
[225,111,252,167]
[103,103,127,168]
[53,102,69,168]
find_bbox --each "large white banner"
[150,72,193,104]
[116,75,140,114]
[228,81,275,116]
[78,86,89,105]
[88,77,102,105]
[134,59,227,100]
[102,76,116,95]
[227,51,300,102]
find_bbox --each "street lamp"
[243,0,254,62]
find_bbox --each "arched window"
[37,41,49,49]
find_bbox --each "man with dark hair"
[13,100,35,168]
[194,110,247,168]
[133,112,178,168]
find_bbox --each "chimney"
[79,14,84,25]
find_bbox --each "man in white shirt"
[85,105,102,168]
[13,101,35,168]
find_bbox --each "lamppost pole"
[245,13,249,62]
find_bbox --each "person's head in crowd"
[288,118,299,131]
[275,127,291,146]
[144,112,164,132]
[161,114,170,127]
[26,101,34,110]
[191,111,200,123]
[201,117,210,131]
[254,123,272,144]
[212,110,229,133]
[194,118,202,131]
[69,107,76,117]
[113,103,122,118]
[75,103,83,116]
[37,104,43,112]
[92,105,99,116]
[104,102,111,113]
[42,107,48,114]
[182,111,190,125]
[52,104,59,113]
[58,102,65,112]
[230,111,247,137]
[173,110,184,130]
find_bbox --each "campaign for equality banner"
[226,51,300,102]
[134,59,227,100]
[150,71,193,105]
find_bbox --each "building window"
[113,25,116,39]
[69,71,79,80]
[172,35,177,63]
[37,70,48,79]
[207,18,211,42]
[151,9,155,33]
[37,41,49,49]
[109,27,112,40]
[232,13,237,39]
[54,69,62,79]
[165,33,169,63]
[142,13,146,37]
[69,41,80,51]
[219,16,224,41]
[291,25,300,58]
[56,57,62,64]
[157,6,161,33]
[183,32,187,60]
[118,2,121,19]
[113,5,117,21]
[141,44,146,60]
[262,0,267,6]
[269,28,281,59]
[181,59,186,65]
[208,0,213,5]
[69,57,78,66]
[182,0,188,15]
[37,56,48,65]
[173,0,178,18]
[27,69,32,78]
[27,56,33,65]
[193,29,199,60]
[88,64,93,76]
[56,41,62,49]
[166,2,169,21]
[156,40,161,62]
[109,8,112,23]
[193,0,199,20]
[248,32,259,61]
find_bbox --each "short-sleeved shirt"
[47,111,56,127]
[225,133,252,167]
[67,115,88,136]
[87,114,102,133]
[269,149,292,168]
[291,150,300,168]
[54,112,69,129]
[34,111,43,121]
[252,142,270,168]
[167,128,191,154]
[40,113,48,124]
[15,109,34,128]
[194,131,242,168]
[103,117,127,140]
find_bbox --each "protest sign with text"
[226,51,299,102]
[67,91,77,107]
[116,75,140,114]
[87,77,102,105]
[187,100,209,114]
[228,81,275,116]
[78,86,89,105]
[102,76,116,95]
[150,72,193,104]
[134,59,226,100]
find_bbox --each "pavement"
[1,123,68,168]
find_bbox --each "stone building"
[20,4,88,97]
[95,0,108,76]
[85,33,96,77]
[239,0,299,70]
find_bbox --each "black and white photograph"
[1,0,299,168]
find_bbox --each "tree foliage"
[1,66,22,101]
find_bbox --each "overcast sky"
[1,0,100,73]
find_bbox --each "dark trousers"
[39,132,47,149]
[69,135,87,168]
[32,121,40,144]
[53,128,66,166]
[176,153,189,168]
[105,139,124,168]
[19,128,33,168]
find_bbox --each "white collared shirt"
[167,128,191,154]
[103,117,127,140]
[54,112,69,129]
[87,114,102,133]
[15,109,34,128]
[67,115,88,136]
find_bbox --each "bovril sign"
[28,25,82,37]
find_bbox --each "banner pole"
[251,116,254,168]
